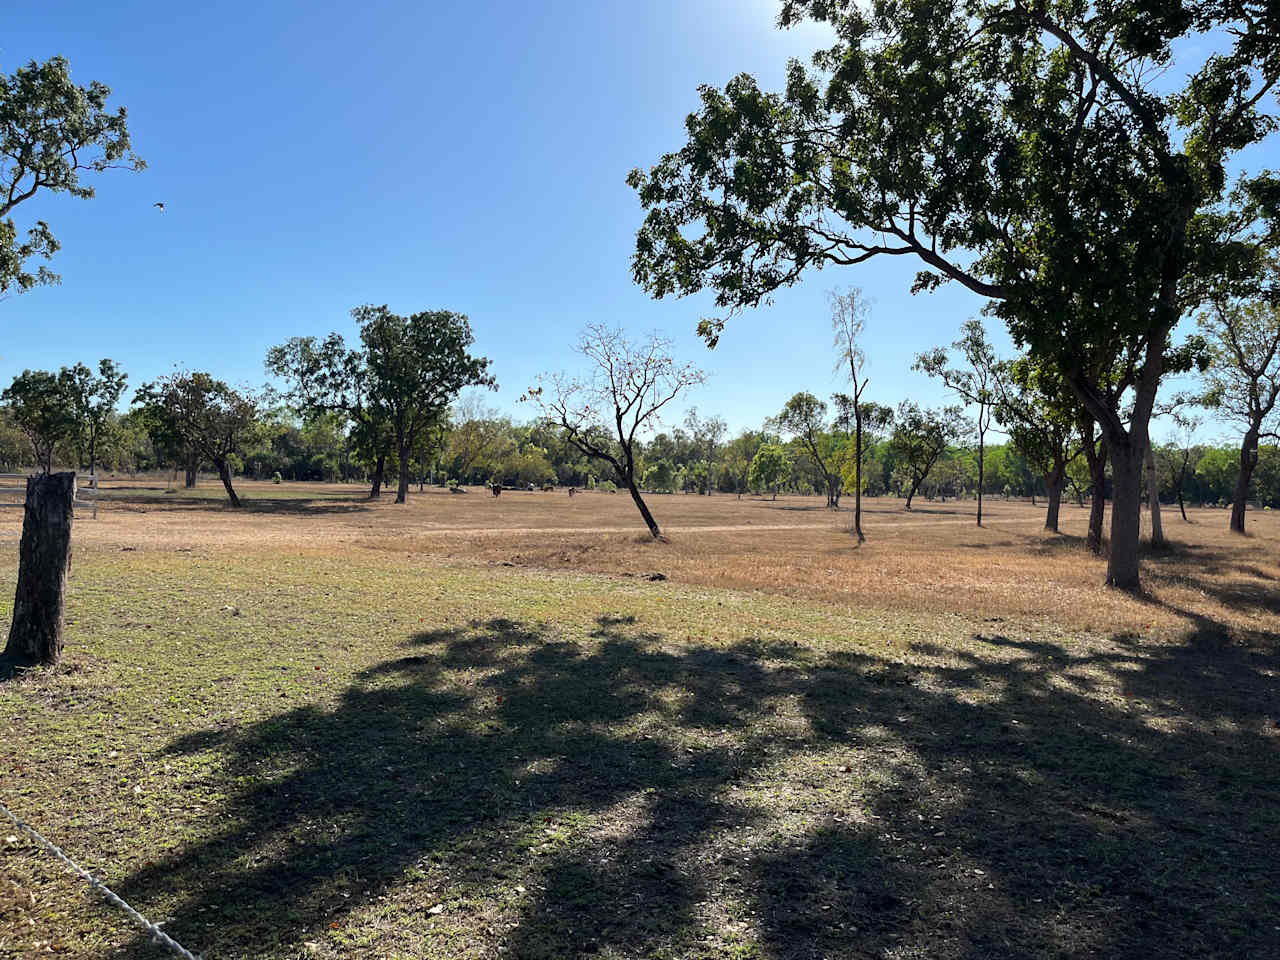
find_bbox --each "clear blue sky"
[0,1,1265,443]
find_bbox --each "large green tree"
[2,369,75,471]
[356,305,495,504]
[630,0,1280,590]
[61,358,127,477]
[266,332,393,498]
[1,56,144,297]
[134,372,260,506]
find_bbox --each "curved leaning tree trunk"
[3,473,75,670]
[625,476,663,539]
[215,458,242,507]
[1230,430,1259,534]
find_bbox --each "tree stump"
[3,472,75,670]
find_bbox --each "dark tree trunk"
[905,477,922,510]
[853,412,864,541]
[395,443,410,504]
[3,473,74,670]
[1145,443,1165,546]
[1107,440,1144,591]
[976,427,985,527]
[185,452,198,489]
[1084,431,1107,556]
[369,452,386,499]
[1044,464,1064,533]
[625,476,662,538]
[1230,430,1259,534]
[215,459,241,507]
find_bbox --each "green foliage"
[889,402,969,506]
[748,443,790,498]
[2,368,76,470]
[1,56,144,297]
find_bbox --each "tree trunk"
[3,473,74,669]
[625,477,662,538]
[976,426,985,527]
[215,458,241,507]
[853,413,865,542]
[1044,464,1064,533]
[369,452,386,499]
[1230,429,1259,534]
[185,452,198,488]
[1107,440,1144,590]
[395,443,410,504]
[1083,430,1107,555]
[1145,442,1165,547]
[905,477,921,510]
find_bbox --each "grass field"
[2,481,1278,959]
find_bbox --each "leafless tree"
[527,325,706,538]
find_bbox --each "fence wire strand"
[1,798,203,960]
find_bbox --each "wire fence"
[1,798,203,959]
[0,473,99,519]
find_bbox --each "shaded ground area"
[2,553,1277,959]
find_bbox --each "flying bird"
[153,202,165,212]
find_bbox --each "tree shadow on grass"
[111,612,1279,959]
[96,493,375,516]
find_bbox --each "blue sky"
[0,0,1264,443]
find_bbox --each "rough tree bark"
[369,452,386,499]
[1230,429,1259,534]
[1107,439,1145,589]
[1044,462,1065,533]
[214,458,241,507]
[3,473,75,670]
[625,473,662,539]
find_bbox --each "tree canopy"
[1,56,144,297]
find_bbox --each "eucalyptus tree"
[915,319,1001,526]
[629,0,1280,590]
[1199,295,1280,532]
[526,325,706,538]
[683,407,727,494]
[996,359,1084,534]
[357,305,495,504]
[830,287,878,538]
[1,56,144,297]
[777,391,844,506]
[888,402,968,509]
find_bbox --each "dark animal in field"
[491,483,502,497]
[568,487,577,498]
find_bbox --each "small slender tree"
[683,407,726,494]
[830,287,875,539]
[527,325,706,538]
[914,319,1000,526]
[1198,296,1280,533]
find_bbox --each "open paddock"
[1,480,1277,959]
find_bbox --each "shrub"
[599,480,617,493]
[272,471,283,484]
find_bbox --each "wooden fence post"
[3,472,75,670]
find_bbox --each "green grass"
[2,546,1278,959]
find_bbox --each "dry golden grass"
[26,478,1280,644]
